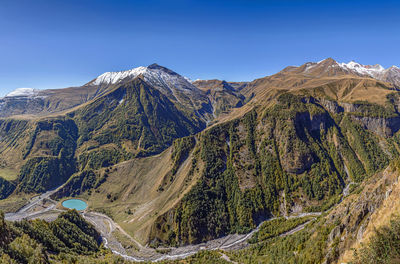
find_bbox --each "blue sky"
[0,0,399,96]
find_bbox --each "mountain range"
[1,58,400,263]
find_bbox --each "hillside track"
[5,183,321,262]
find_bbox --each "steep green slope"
[17,118,78,193]
[72,76,204,161]
[150,92,399,245]
[0,210,113,263]
[0,76,206,199]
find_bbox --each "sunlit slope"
[0,76,206,201]
[149,90,400,245]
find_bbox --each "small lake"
[62,199,88,211]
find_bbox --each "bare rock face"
[340,102,361,113]
[300,112,332,132]
[351,115,400,137]
[319,99,344,114]
[278,111,335,174]
[328,225,343,243]
[272,114,317,174]
[317,98,400,137]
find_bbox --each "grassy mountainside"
[149,91,400,246]
[17,118,78,193]
[2,60,400,263]
[72,77,204,159]
[241,58,397,107]
[0,77,206,201]
[52,136,203,245]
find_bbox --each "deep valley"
[2,59,400,263]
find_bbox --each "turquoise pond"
[62,199,88,211]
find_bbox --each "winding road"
[82,210,321,262]
[4,186,321,262]
[5,186,62,221]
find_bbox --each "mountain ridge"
[2,58,399,120]
[2,58,400,263]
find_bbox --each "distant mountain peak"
[5,88,39,98]
[312,58,400,87]
[318,57,337,65]
[288,58,400,88]
[314,58,388,73]
[88,64,212,120]
[338,60,386,76]
[147,63,178,75]
[91,64,190,87]
[91,66,148,85]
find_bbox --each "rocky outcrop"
[341,102,361,113]
[351,115,400,137]
[319,99,344,114]
[323,167,398,264]
[316,98,400,137]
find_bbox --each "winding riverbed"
[4,185,321,262]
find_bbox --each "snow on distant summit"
[338,60,400,87]
[89,64,211,119]
[91,63,201,94]
[91,64,196,91]
[304,58,400,87]
[92,67,148,85]
[339,61,386,78]
[6,88,38,97]
[90,64,207,108]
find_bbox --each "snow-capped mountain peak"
[301,58,400,88]
[5,88,38,97]
[91,64,194,89]
[338,61,386,77]
[92,66,148,85]
[90,64,209,114]
[90,64,204,102]
[337,60,400,88]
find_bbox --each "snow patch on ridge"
[339,61,386,78]
[311,59,400,87]
[92,65,195,92]
[93,67,148,85]
[91,64,206,110]
[6,88,38,97]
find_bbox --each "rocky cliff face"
[322,166,399,264]
[0,95,46,117]
[350,115,400,137]
[304,98,400,137]
[193,79,245,117]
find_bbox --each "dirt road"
[5,184,321,262]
